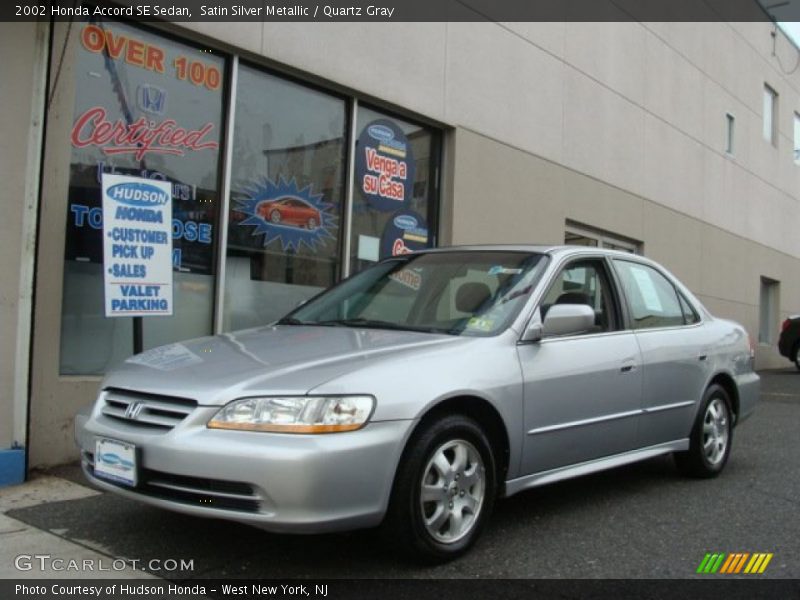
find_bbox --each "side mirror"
[522,304,595,342]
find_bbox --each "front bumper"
[75,405,413,533]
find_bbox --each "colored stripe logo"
[696,552,773,574]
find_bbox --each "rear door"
[517,257,643,475]
[611,259,710,447]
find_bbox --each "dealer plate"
[94,438,137,487]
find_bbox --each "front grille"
[101,388,197,430]
[85,455,261,513]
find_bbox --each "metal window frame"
[793,111,800,164]
[564,221,642,255]
[213,55,239,334]
[725,112,735,155]
[758,276,780,345]
[341,98,358,279]
[763,83,779,147]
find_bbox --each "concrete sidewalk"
[0,474,158,579]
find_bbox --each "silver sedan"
[75,246,759,561]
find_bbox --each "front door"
[517,258,642,475]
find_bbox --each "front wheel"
[674,384,733,478]
[382,414,496,562]
[793,342,800,370]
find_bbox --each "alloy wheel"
[419,439,485,544]
[702,397,729,465]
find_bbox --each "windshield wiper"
[314,318,452,334]
[275,317,308,326]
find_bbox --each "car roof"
[418,244,646,261]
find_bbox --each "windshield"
[280,251,548,336]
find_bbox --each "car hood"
[101,325,469,405]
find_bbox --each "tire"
[674,384,733,478]
[307,217,317,230]
[269,210,281,224]
[793,342,800,371]
[382,414,496,563]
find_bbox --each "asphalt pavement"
[3,369,799,580]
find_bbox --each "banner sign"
[355,119,415,212]
[102,174,173,317]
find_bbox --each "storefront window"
[58,25,441,371]
[223,65,347,330]
[60,20,225,374]
[350,106,439,273]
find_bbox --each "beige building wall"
[0,22,48,453]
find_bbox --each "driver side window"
[540,259,618,333]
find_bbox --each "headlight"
[207,396,375,433]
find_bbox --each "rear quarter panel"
[700,318,759,426]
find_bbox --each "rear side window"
[613,260,685,329]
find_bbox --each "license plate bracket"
[94,438,138,487]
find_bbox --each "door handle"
[698,354,708,361]
[620,364,635,373]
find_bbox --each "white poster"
[102,174,173,317]
[629,266,664,313]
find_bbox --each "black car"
[778,315,800,369]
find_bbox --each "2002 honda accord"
[75,246,759,561]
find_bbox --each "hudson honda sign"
[102,174,174,317]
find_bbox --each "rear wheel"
[793,342,800,370]
[383,414,496,562]
[674,384,733,478]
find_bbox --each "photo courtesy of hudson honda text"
[15,584,330,597]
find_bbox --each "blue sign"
[106,181,170,207]
[235,177,336,252]
[355,118,416,212]
[380,209,429,259]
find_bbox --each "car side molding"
[526,401,695,436]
